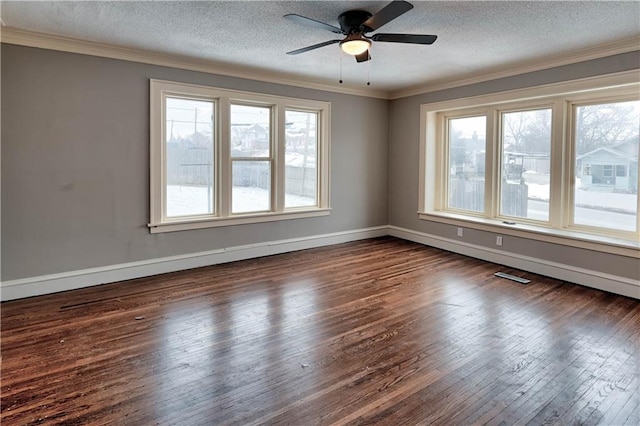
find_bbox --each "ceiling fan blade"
[284,14,343,34]
[286,39,340,55]
[362,0,413,32]
[371,33,437,44]
[355,51,371,63]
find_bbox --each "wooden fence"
[449,178,528,217]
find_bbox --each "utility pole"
[194,107,198,135]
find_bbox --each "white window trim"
[419,70,640,258]
[149,79,331,233]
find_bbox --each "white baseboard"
[0,226,388,301]
[2,225,638,301]
[389,226,640,300]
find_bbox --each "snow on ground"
[522,173,636,213]
[574,189,637,212]
[167,185,314,217]
[526,183,550,201]
[526,183,636,213]
[167,179,637,230]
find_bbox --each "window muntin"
[149,80,330,232]
[603,165,614,177]
[500,108,552,221]
[447,116,486,213]
[421,81,639,247]
[572,100,639,233]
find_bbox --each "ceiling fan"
[284,0,437,63]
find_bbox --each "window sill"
[149,208,331,233]
[418,211,639,258]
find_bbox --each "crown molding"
[389,36,640,99]
[1,27,638,102]
[0,27,391,99]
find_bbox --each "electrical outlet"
[496,236,503,246]
[457,227,463,237]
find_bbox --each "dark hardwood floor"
[1,237,639,425]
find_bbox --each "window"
[285,110,319,208]
[572,100,639,233]
[150,80,330,233]
[500,108,552,221]
[165,97,215,218]
[447,116,486,213]
[230,104,272,214]
[420,72,640,252]
[616,165,627,177]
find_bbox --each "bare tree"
[575,102,639,154]
[503,111,528,151]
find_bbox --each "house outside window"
[149,80,331,233]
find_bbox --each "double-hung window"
[149,80,330,233]
[230,103,273,214]
[420,72,640,252]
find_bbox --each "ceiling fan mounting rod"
[338,10,373,34]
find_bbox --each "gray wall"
[388,51,640,281]
[1,44,389,280]
[3,43,638,286]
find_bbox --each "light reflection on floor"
[152,279,319,421]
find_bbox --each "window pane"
[285,110,318,208]
[574,100,639,232]
[500,109,552,221]
[165,97,214,217]
[232,161,271,213]
[231,104,271,158]
[448,116,486,212]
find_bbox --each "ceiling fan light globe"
[340,39,371,55]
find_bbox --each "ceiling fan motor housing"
[338,10,373,34]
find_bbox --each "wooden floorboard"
[1,237,638,425]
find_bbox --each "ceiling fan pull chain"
[339,49,343,84]
[367,49,371,86]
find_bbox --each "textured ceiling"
[1,1,639,93]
